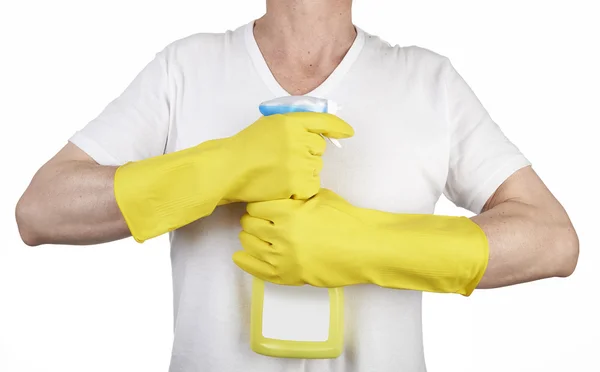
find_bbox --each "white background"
[1,1,598,371]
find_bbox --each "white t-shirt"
[69,20,530,372]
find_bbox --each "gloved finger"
[247,199,304,220]
[290,174,320,200]
[232,251,278,282]
[240,213,275,239]
[239,230,274,261]
[315,188,347,202]
[289,112,355,139]
[304,133,327,156]
[310,157,324,177]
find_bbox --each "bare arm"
[472,166,579,288]
[15,142,131,246]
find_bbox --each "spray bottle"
[249,96,345,359]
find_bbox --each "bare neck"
[255,0,355,57]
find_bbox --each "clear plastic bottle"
[249,96,345,359]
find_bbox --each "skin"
[16,143,128,245]
[15,0,578,288]
[473,166,578,287]
[254,0,356,95]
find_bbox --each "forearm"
[471,200,579,288]
[235,189,487,295]
[16,161,130,246]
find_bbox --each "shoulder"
[168,30,231,50]
[361,30,451,79]
[394,45,451,76]
[160,30,231,61]
[153,24,247,71]
[401,45,450,67]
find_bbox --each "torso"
[164,21,451,372]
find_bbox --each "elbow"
[554,224,579,278]
[15,194,44,247]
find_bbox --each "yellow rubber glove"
[114,113,354,242]
[233,188,489,296]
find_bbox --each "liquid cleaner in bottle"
[249,96,345,359]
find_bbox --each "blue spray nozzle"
[258,96,342,148]
[259,105,324,116]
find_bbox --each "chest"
[264,59,340,96]
[167,78,449,214]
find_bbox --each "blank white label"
[262,282,330,341]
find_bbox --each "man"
[15,0,579,371]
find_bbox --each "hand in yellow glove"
[114,113,354,242]
[233,188,489,296]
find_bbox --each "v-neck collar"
[244,20,366,98]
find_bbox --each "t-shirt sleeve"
[442,58,531,214]
[68,49,171,166]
